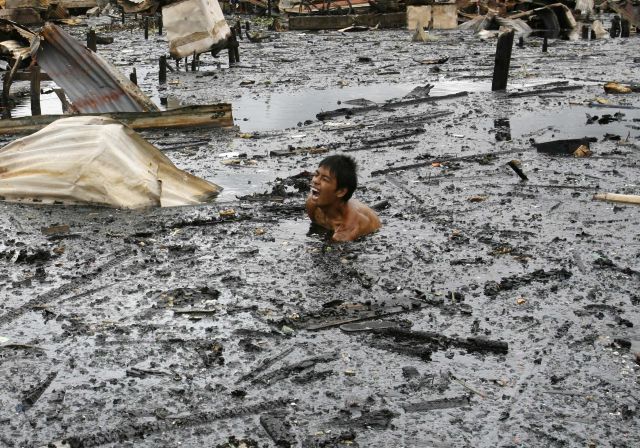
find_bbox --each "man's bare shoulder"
[334,199,380,241]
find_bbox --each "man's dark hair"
[319,154,357,202]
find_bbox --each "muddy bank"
[1,12,639,448]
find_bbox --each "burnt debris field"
[0,4,639,448]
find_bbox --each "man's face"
[309,165,346,207]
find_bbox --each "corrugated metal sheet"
[33,23,158,113]
[0,116,220,208]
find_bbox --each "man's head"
[313,154,357,203]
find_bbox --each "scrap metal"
[32,23,158,113]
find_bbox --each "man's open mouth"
[310,187,320,199]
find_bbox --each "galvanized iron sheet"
[33,23,158,113]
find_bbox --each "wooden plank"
[288,12,406,31]
[13,71,53,82]
[0,104,234,135]
[59,0,97,8]
[0,8,43,25]
[6,0,50,10]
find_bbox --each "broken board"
[0,104,233,135]
[288,12,406,31]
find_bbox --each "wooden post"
[621,19,630,37]
[184,57,188,71]
[268,0,271,16]
[491,29,514,92]
[176,58,180,70]
[581,25,589,40]
[144,16,149,40]
[542,36,548,52]
[590,29,596,40]
[121,7,125,24]
[232,29,240,63]
[2,54,23,118]
[87,28,97,52]
[159,55,167,83]
[191,51,197,71]
[517,36,524,48]
[157,13,163,35]
[130,68,137,85]
[228,29,236,65]
[610,15,621,38]
[30,65,41,116]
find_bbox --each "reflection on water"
[232,80,575,132]
[12,89,63,117]
[511,106,640,141]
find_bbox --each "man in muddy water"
[306,154,381,242]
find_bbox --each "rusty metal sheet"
[33,23,158,113]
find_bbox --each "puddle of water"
[232,80,577,132]
[511,106,640,141]
[233,83,421,132]
[213,168,274,203]
[11,86,63,117]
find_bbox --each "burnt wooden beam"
[30,65,41,116]
[492,28,514,91]
[87,28,97,52]
[0,104,234,135]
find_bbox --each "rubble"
[0,116,221,207]
[0,3,638,448]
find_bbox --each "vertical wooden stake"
[621,19,630,37]
[157,13,163,35]
[184,57,188,71]
[30,65,41,116]
[581,25,589,40]
[233,33,240,63]
[121,7,125,24]
[228,29,236,65]
[610,15,621,38]
[2,54,23,118]
[491,29,514,91]
[87,28,97,52]
[191,51,197,71]
[542,36,548,52]
[517,36,524,48]
[159,55,167,83]
[129,68,137,85]
[144,16,149,40]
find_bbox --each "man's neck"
[319,200,348,222]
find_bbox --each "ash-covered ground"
[0,12,639,448]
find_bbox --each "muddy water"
[1,19,639,448]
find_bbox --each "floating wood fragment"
[403,395,471,412]
[592,193,640,205]
[304,306,409,331]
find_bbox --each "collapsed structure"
[0,116,221,208]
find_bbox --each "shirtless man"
[306,155,381,242]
